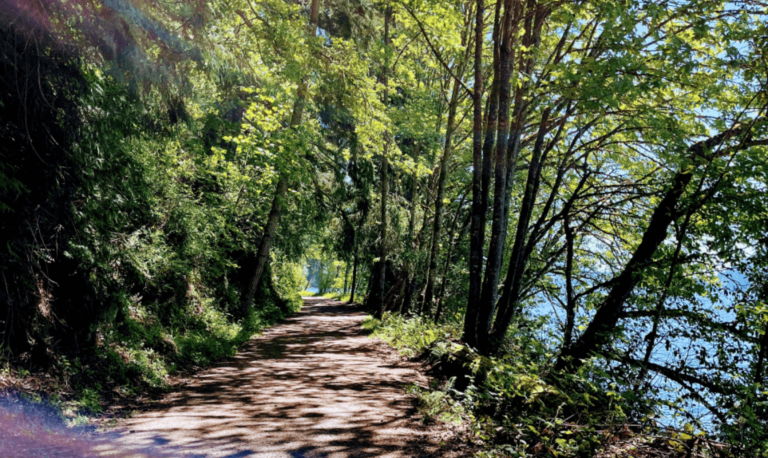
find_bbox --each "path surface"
[110,297,438,457]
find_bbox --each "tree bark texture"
[475,0,518,349]
[465,0,491,347]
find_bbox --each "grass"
[325,292,352,302]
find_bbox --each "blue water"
[527,269,752,433]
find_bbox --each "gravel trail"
[108,297,438,457]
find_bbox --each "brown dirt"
[105,297,450,457]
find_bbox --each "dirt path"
[105,297,439,457]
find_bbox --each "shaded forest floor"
[1,297,467,457]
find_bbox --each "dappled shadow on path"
[109,298,437,458]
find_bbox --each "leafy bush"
[364,312,462,358]
[407,380,465,425]
[367,313,634,457]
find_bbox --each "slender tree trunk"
[398,142,420,314]
[343,261,350,294]
[349,137,363,306]
[490,108,551,343]
[411,190,433,316]
[375,6,393,319]
[635,197,700,390]
[434,197,469,324]
[376,146,388,315]
[402,278,418,315]
[754,243,768,390]
[423,78,461,313]
[242,178,289,315]
[755,282,768,388]
[407,143,420,249]
[465,0,489,346]
[475,0,517,349]
[412,111,446,316]
[478,1,550,352]
[554,171,693,370]
[562,206,576,348]
[349,250,358,303]
[395,274,409,313]
[437,213,472,305]
[499,0,545,230]
[241,0,321,315]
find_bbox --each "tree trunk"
[343,261,350,294]
[755,261,768,390]
[755,295,768,389]
[490,108,551,344]
[242,178,289,315]
[555,125,752,371]
[476,0,550,353]
[402,277,419,315]
[241,0,321,316]
[398,143,420,314]
[554,169,694,370]
[438,202,471,303]
[349,137,363,305]
[383,273,406,312]
[432,191,469,323]
[396,274,409,313]
[349,250,358,303]
[375,6,393,319]
[475,0,517,349]
[423,78,461,313]
[562,205,576,348]
[465,0,491,347]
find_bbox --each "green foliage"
[329,292,352,302]
[368,313,631,457]
[0,17,305,403]
[75,387,102,415]
[1,0,767,453]
[407,380,465,425]
[364,312,462,358]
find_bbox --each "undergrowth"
[1,271,302,425]
[362,312,461,358]
[364,313,652,457]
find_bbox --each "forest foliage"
[0,0,767,455]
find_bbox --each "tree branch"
[401,3,474,99]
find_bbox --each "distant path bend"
[114,297,438,458]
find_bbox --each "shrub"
[367,313,632,457]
